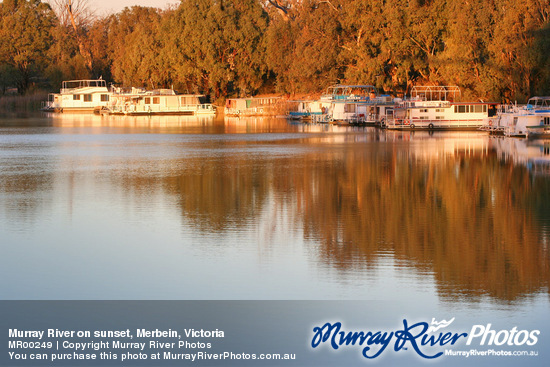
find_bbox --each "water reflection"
[492,137,550,175]
[0,116,549,303]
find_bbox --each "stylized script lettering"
[394,320,442,359]
[311,319,467,360]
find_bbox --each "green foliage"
[164,0,269,97]
[106,6,166,89]
[1,0,549,101]
[337,0,550,101]
[266,0,343,94]
[0,0,57,94]
[46,23,90,88]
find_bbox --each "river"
[1,113,549,365]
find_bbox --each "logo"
[427,317,455,333]
[466,324,539,346]
[310,318,540,360]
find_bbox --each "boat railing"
[40,100,53,111]
[60,79,108,93]
[40,93,57,111]
[310,114,333,123]
[410,85,461,101]
[108,103,215,114]
[399,99,450,109]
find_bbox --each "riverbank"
[0,93,47,113]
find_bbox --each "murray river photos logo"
[311,318,540,359]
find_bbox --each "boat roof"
[226,96,281,101]
[411,86,460,101]
[527,96,550,108]
[62,79,107,89]
[326,85,377,95]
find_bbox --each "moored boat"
[323,85,395,125]
[496,97,550,138]
[106,88,215,116]
[42,79,112,113]
[286,100,326,120]
[224,97,282,116]
[42,80,216,116]
[386,86,497,130]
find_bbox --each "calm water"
[1,114,549,312]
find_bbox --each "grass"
[0,93,48,113]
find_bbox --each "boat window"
[474,105,484,113]
[153,97,160,104]
[73,94,80,101]
[145,97,150,104]
[419,116,428,120]
[83,94,92,102]
[420,109,428,113]
[344,104,356,113]
[101,94,109,102]
[181,96,196,105]
[457,105,467,113]
[544,117,550,126]
[435,116,444,119]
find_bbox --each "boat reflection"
[46,112,218,133]
[1,121,548,303]
[491,137,550,175]
[155,130,549,303]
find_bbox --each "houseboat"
[491,138,550,174]
[385,86,497,130]
[494,97,550,138]
[106,88,215,116]
[43,80,215,116]
[225,97,282,116]
[287,100,325,120]
[42,79,112,113]
[322,85,395,125]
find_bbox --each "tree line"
[1,0,549,102]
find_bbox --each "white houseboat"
[43,79,112,113]
[287,100,326,120]
[224,97,282,116]
[494,97,550,138]
[321,85,395,125]
[107,88,215,116]
[43,80,215,116]
[386,86,497,130]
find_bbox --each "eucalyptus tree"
[338,0,392,92]
[265,0,343,94]
[0,0,57,93]
[106,6,166,88]
[435,0,495,100]
[487,0,550,101]
[47,0,95,73]
[164,0,268,98]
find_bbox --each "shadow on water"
[1,115,549,303]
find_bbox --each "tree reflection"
[156,134,550,302]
